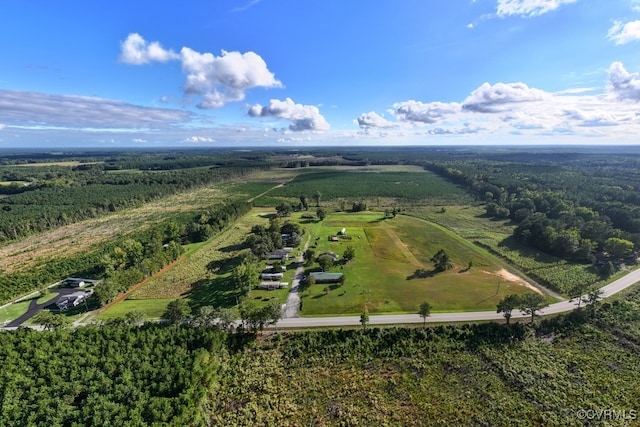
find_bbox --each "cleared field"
[409,206,602,293]
[299,212,552,316]
[0,171,287,274]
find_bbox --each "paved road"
[276,267,640,328]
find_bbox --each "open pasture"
[409,206,603,293]
[299,212,551,316]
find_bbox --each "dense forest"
[419,152,640,271]
[1,287,638,425]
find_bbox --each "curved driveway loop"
[6,289,85,327]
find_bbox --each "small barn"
[338,228,346,235]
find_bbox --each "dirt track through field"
[380,225,424,268]
[96,256,185,314]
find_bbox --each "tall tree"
[164,299,191,324]
[263,302,282,333]
[496,294,521,324]
[360,309,369,330]
[569,283,589,308]
[299,194,309,211]
[214,307,238,331]
[231,260,258,295]
[34,311,70,331]
[604,237,634,259]
[343,245,356,262]
[583,288,604,317]
[316,208,327,221]
[276,202,292,217]
[519,293,548,324]
[431,249,452,272]
[318,255,334,272]
[313,191,321,207]
[418,301,431,328]
[303,249,316,267]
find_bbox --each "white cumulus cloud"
[462,82,549,113]
[393,100,461,124]
[119,33,180,64]
[355,111,396,129]
[248,98,330,131]
[496,0,577,17]
[182,136,215,143]
[607,61,640,101]
[119,33,282,108]
[181,47,282,108]
[131,138,147,143]
[607,20,640,45]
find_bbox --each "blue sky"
[2,0,640,147]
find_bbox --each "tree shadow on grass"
[219,242,247,253]
[406,269,437,280]
[188,277,239,310]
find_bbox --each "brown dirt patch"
[487,269,543,295]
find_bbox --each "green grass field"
[298,211,551,316]
[94,298,175,321]
[0,300,30,323]
[254,168,474,206]
[408,206,604,293]
[99,206,559,321]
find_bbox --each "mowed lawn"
[300,212,547,316]
[94,298,175,321]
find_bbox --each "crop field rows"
[253,167,475,207]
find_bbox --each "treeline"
[0,324,248,426]
[422,155,640,270]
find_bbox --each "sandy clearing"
[488,269,543,295]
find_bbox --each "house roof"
[309,272,344,282]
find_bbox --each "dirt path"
[91,256,186,317]
[247,177,295,203]
[381,225,424,268]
